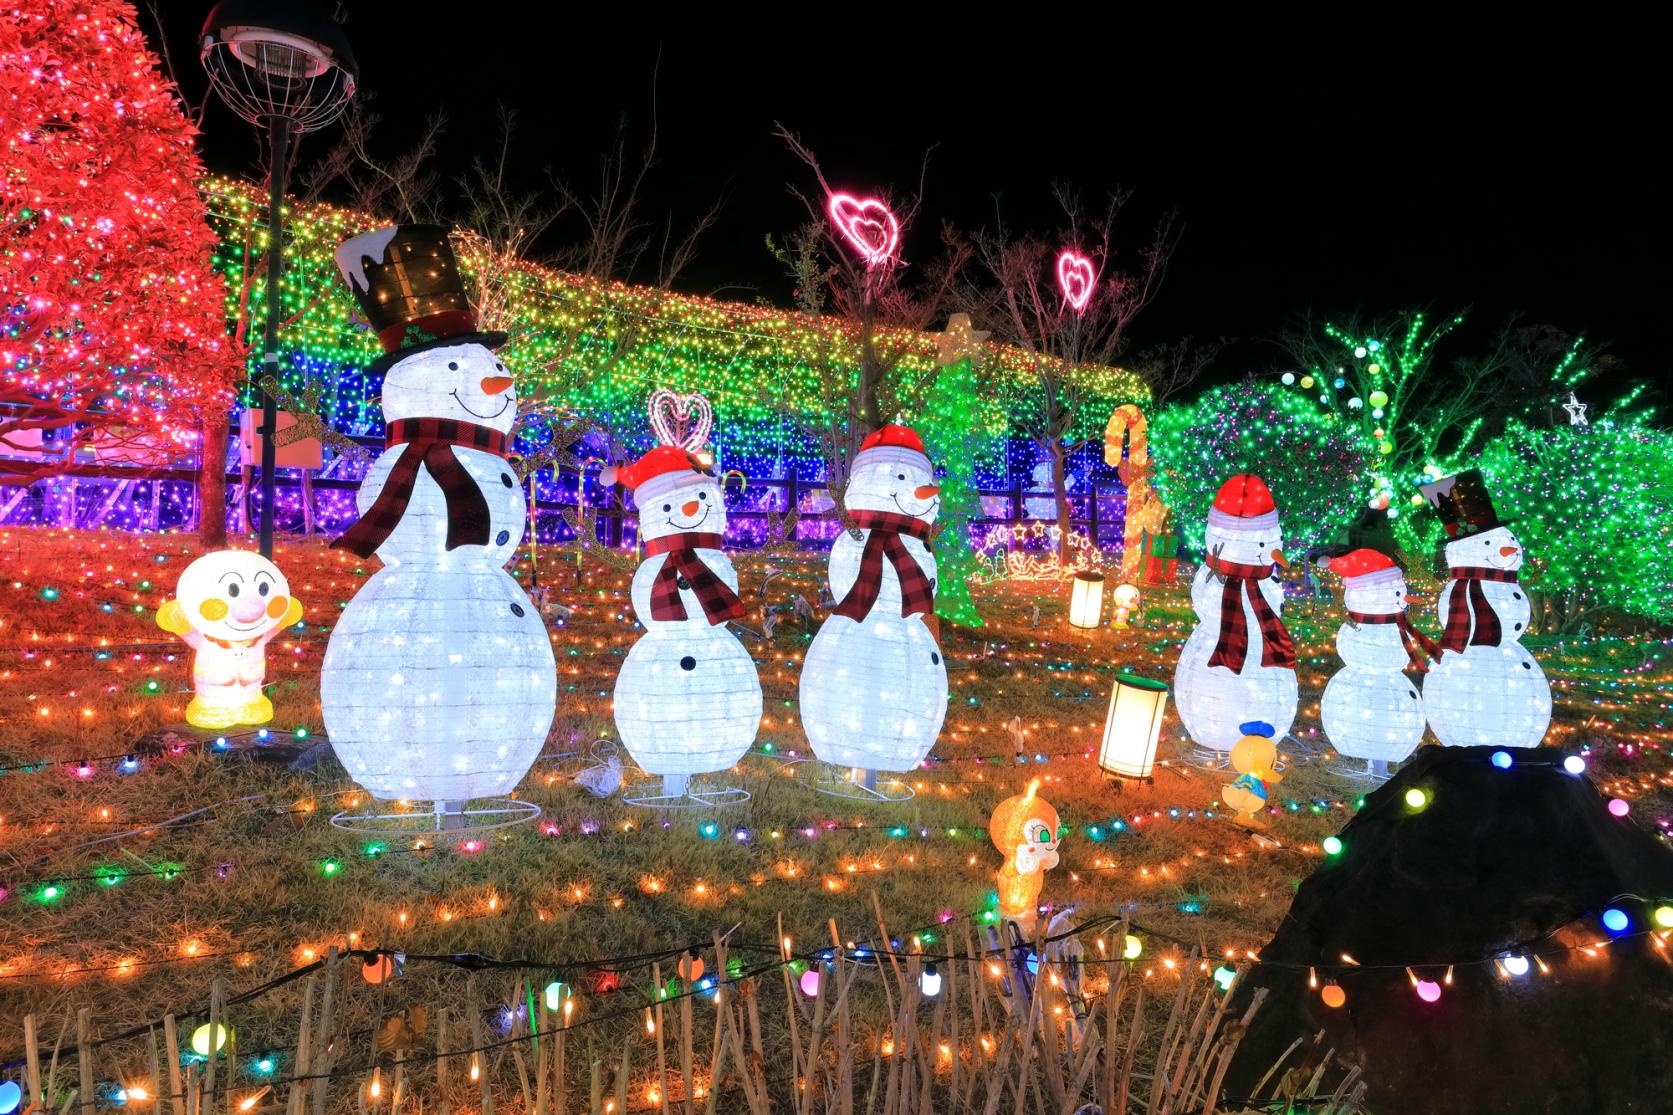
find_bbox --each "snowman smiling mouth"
[670,506,710,531]
[450,390,512,420]
[892,492,939,518]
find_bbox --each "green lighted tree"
[1476,416,1673,629]
[1150,381,1374,556]
[918,339,999,627]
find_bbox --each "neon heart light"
[828,192,901,269]
[648,388,713,452]
[1056,249,1096,314]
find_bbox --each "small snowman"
[1418,469,1552,747]
[1174,475,1299,756]
[606,422,762,801]
[320,225,556,805]
[799,423,948,784]
[158,550,303,730]
[1320,548,1438,777]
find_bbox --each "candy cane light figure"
[990,779,1062,936]
[158,550,303,730]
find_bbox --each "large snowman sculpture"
[1419,469,1551,748]
[320,225,556,804]
[606,437,761,801]
[800,424,947,784]
[1320,548,1438,775]
[1174,475,1298,755]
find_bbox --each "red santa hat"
[1206,474,1279,536]
[853,423,931,473]
[1327,548,1404,588]
[601,445,713,505]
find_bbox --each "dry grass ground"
[0,526,1666,1110]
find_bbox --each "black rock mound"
[1224,744,1673,1114]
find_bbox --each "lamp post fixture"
[200,1,356,557]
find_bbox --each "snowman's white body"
[1174,522,1298,752]
[320,343,557,802]
[799,453,947,773]
[614,476,762,778]
[1320,571,1426,763]
[1424,527,1551,748]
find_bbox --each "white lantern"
[1067,572,1104,629]
[1099,673,1169,780]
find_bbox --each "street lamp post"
[200,1,356,557]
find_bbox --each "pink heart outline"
[828,192,901,269]
[647,388,713,452]
[1056,249,1096,314]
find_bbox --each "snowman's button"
[1408,690,1417,698]
[1514,623,1522,631]
[501,473,515,488]
[496,530,511,545]
[680,655,696,671]
[1522,661,1531,669]
[676,575,691,590]
[1512,592,1522,600]
[931,651,941,666]
[510,603,525,618]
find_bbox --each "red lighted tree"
[1,1,235,539]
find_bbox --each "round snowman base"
[1188,743,1233,770]
[807,763,916,804]
[624,773,750,810]
[330,797,541,837]
[1329,757,1393,784]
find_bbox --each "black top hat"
[1418,468,1512,541]
[333,224,506,374]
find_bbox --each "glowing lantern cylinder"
[1068,572,1105,628]
[1099,674,1169,780]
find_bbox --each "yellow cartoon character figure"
[1223,719,1284,828]
[157,550,303,730]
[989,779,1062,935]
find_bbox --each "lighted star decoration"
[932,313,990,367]
[1563,391,1589,427]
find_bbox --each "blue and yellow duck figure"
[1222,720,1283,828]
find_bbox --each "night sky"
[153,7,1668,400]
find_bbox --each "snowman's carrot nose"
[914,484,940,500]
[1499,546,1519,557]
[1404,593,1422,604]
[1270,548,1289,567]
[480,376,514,395]
[681,499,701,516]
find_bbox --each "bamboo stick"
[24,1015,42,1112]
[434,1007,449,1115]
[75,1009,92,1115]
[164,1015,185,1115]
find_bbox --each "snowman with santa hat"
[799,423,947,798]
[606,405,761,805]
[1418,469,1551,748]
[1174,475,1299,759]
[320,225,556,817]
[1320,547,1439,779]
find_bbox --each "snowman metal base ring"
[1328,757,1395,784]
[330,797,542,836]
[803,762,917,804]
[623,777,751,810]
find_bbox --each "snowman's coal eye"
[699,491,708,501]
[448,361,459,371]
[662,504,672,513]
[495,363,504,371]
[897,473,906,481]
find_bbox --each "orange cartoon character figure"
[1222,720,1284,828]
[989,779,1062,935]
[157,550,303,730]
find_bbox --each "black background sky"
[151,6,1668,403]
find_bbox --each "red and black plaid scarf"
[332,418,509,559]
[832,510,936,621]
[1205,554,1297,671]
[1348,609,1442,673]
[1441,566,1518,652]
[643,532,745,625]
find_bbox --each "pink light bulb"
[1415,980,1442,1003]
[1608,798,1630,817]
